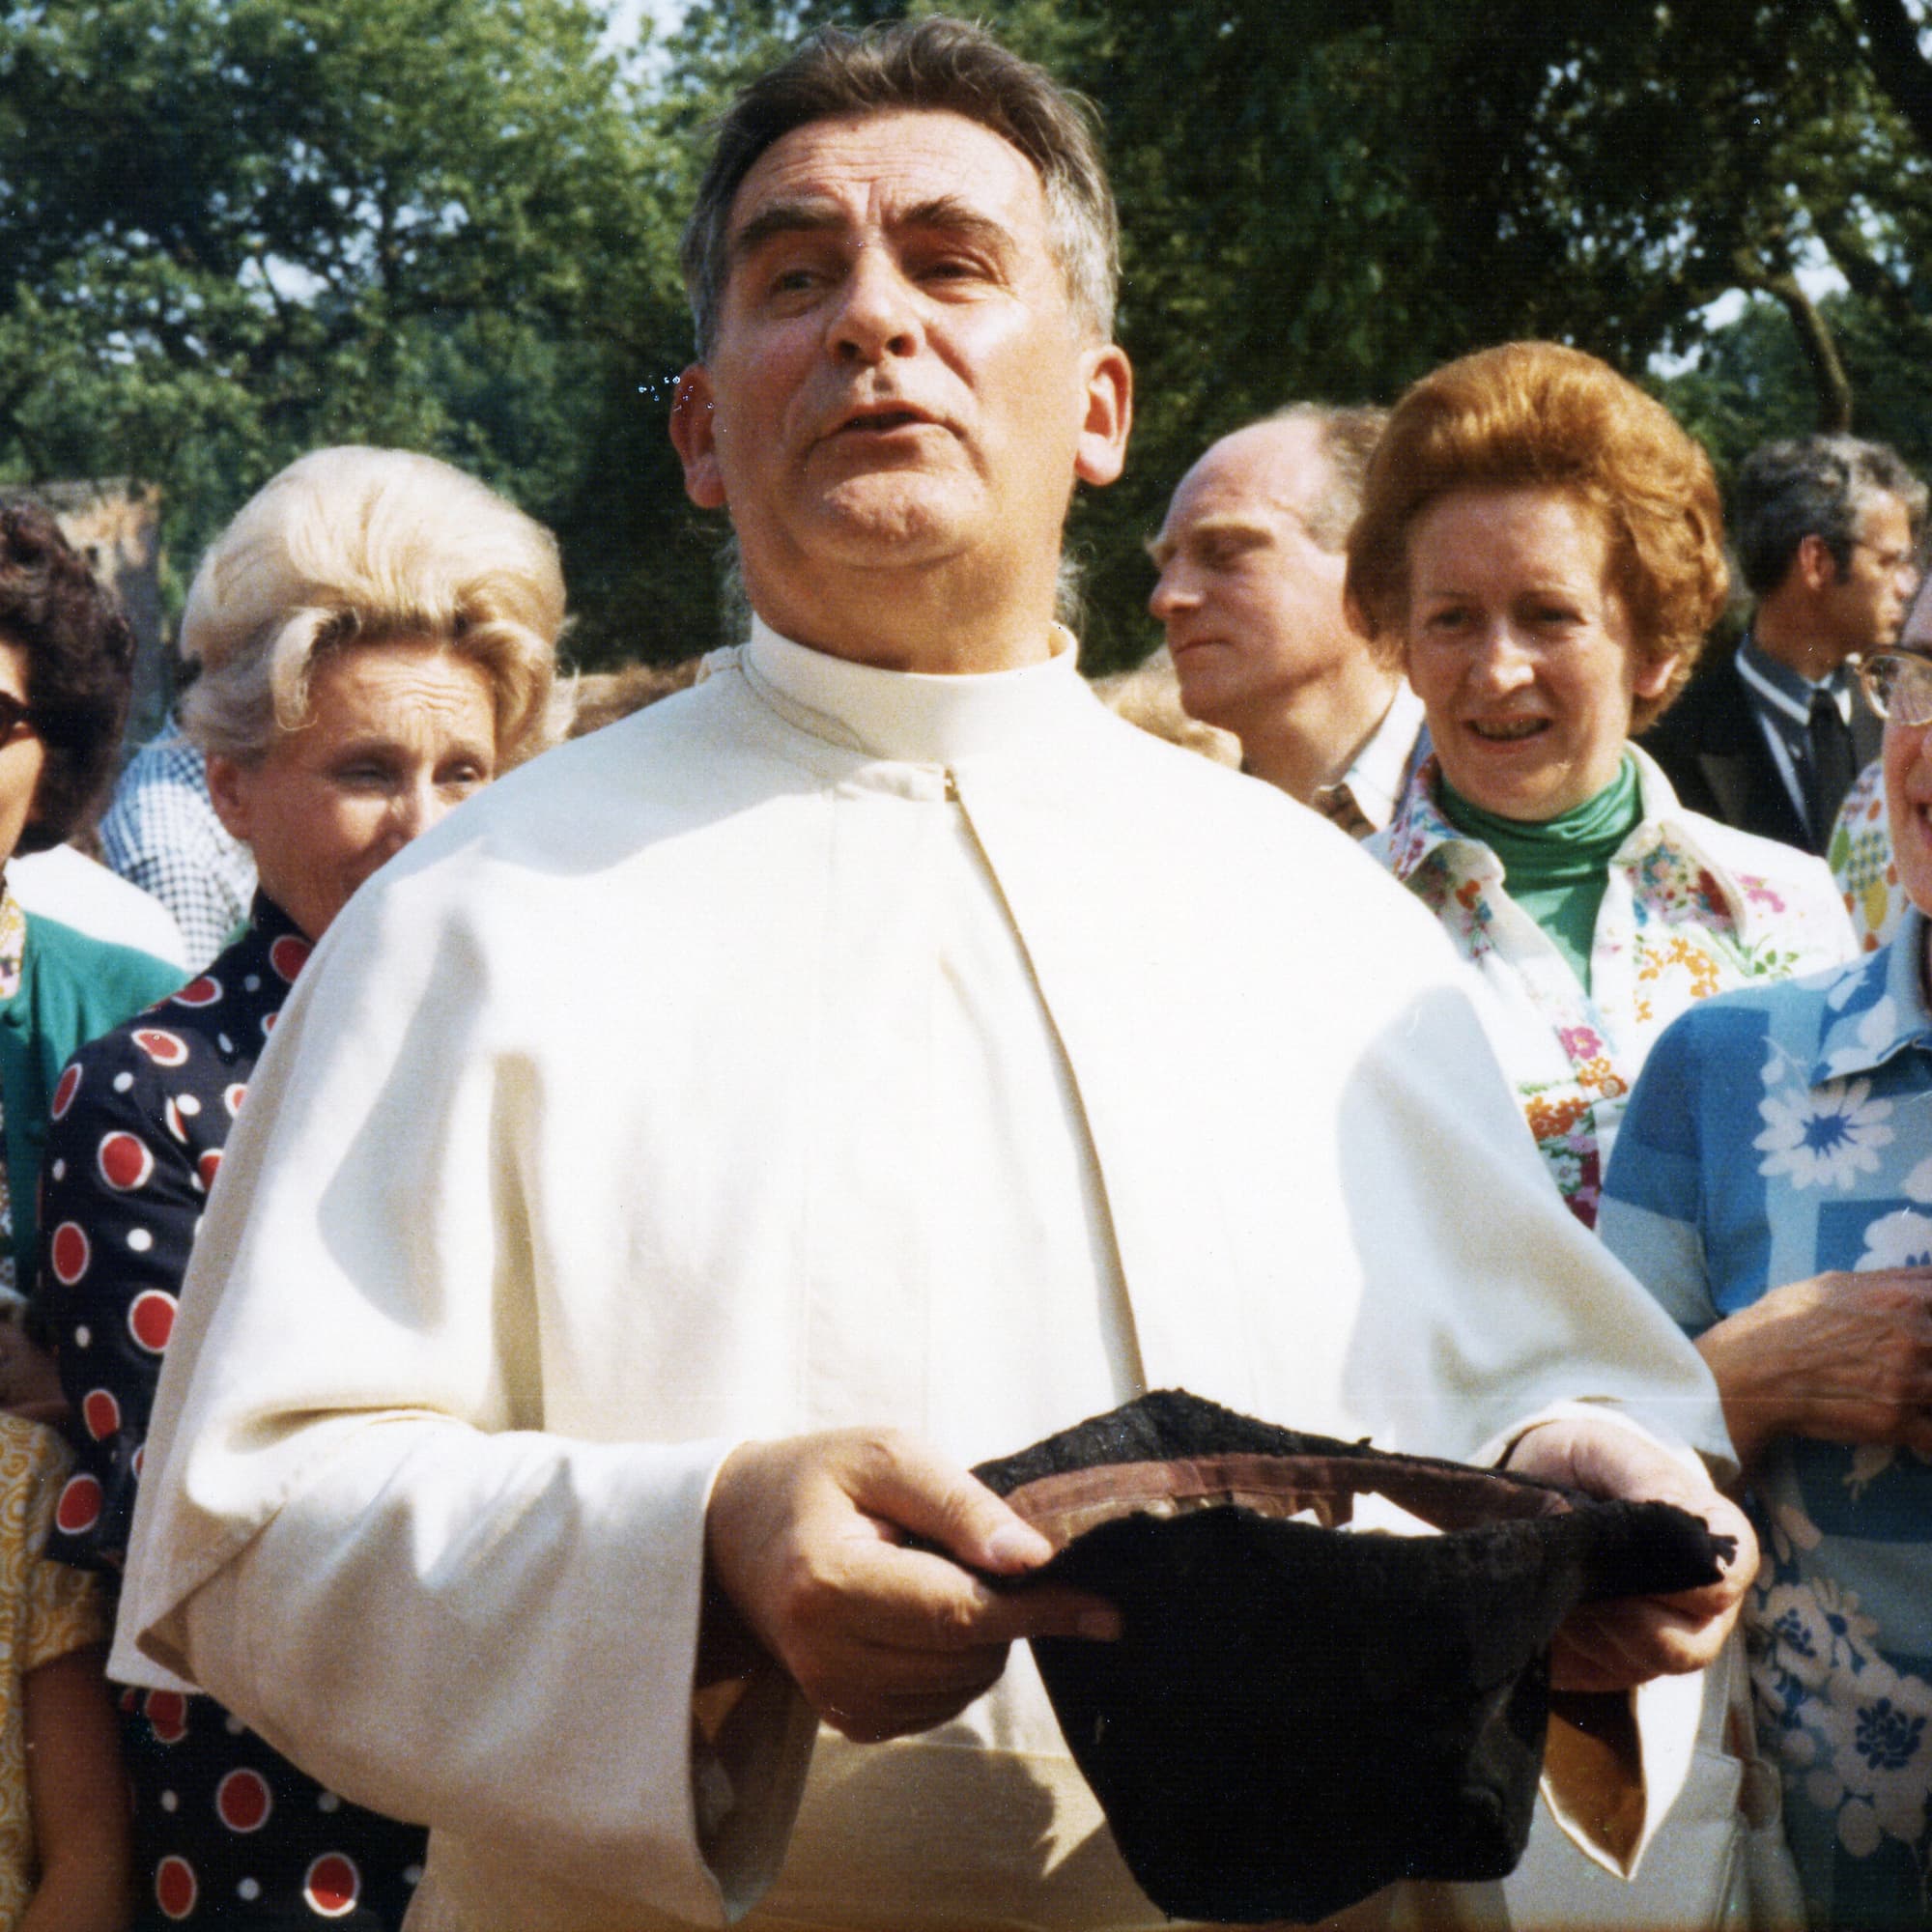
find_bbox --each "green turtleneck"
[1437,754,1644,994]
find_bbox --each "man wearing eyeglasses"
[1641,434,1924,854]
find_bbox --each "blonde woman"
[37,447,565,1929]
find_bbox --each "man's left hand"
[1504,1417,1756,1693]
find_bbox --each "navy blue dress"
[39,895,427,1930]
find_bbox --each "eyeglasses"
[0,694,39,746]
[1855,539,1920,581]
[1859,652,1932,726]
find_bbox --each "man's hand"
[1694,1268,1932,1473]
[1505,1417,1756,1694]
[705,1428,1121,1743]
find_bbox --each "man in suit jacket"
[1641,434,1922,852]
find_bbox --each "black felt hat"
[972,1390,1731,1926]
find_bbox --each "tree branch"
[1740,252,1858,431]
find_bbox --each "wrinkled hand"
[0,1318,66,1428]
[704,1428,1121,1743]
[1506,1418,1756,1695]
[1695,1268,1932,1473]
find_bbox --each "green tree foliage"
[0,0,701,665]
[958,0,1932,667]
[9,0,1932,671]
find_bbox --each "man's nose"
[829,249,920,362]
[1149,562,1194,623]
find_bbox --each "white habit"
[118,623,1733,1932]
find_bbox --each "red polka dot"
[49,1064,81,1121]
[174,976,222,1009]
[196,1149,222,1191]
[156,1853,197,1919]
[81,1388,119,1441]
[128,1291,178,1354]
[131,1444,144,1480]
[144,1690,188,1744]
[53,1473,101,1536]
[133,1028,190,1067]
[261,1011,277,1036]
[225,1084,247,1118]
[164,1097,187,1144]
[304,1853,360,1918]
[98,1131,155,1192]
[216,1766,272,1833]
[49,1222,89,1286]
[270,935,312,982]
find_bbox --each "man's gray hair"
[1263,403,1392,552]
[679,16,1120,359]
[1734,434,1927,597]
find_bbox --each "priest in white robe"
[116,19,1753,1932]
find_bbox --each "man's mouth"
[834,405,935,435]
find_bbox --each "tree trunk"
[1766,269,1857,431]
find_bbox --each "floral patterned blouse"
[1372,747,1857,1226]
[1830,758,1905,956]
[0,1415,110,1927]
[1603,911,1932,1928]
[38,895,426,1928]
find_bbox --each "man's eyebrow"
[729,199,846,263]
[1145,513,1273,565]
[729,194,1017,265]
[897,196,1016,252]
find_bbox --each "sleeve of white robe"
[111,874,815,1928]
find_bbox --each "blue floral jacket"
[1604,914,1932,1927]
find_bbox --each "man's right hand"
[704,1428,1121,1743]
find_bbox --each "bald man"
[1150,405,1424,834]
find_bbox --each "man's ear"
[1796,530,1842,593]
[1073,344,1133,489]
[204,753,253,843]
[670,366,728,511]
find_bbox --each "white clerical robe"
[117,623,1733,1932]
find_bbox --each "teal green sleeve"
[4,917,183,1296]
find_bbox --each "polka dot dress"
[37,897,426,1928]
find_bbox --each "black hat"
[972,1390,1731,1926]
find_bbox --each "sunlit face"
[670,109,1130,659]
[208,640,497,941]
[1881,583,1932,923]
[1822,492,1919,661]
[1405,489,1676,823]
[1147,420,1358,736]
[0,639,46,868]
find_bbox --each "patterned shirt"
[99,720,256,970]
[1603,913,1932,1928]
[1830,758,1904,955]
[0,1415,110,1928]
[40,895,425,1927]
[1372,746,1857,1225]
[1309,681,1431,839]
